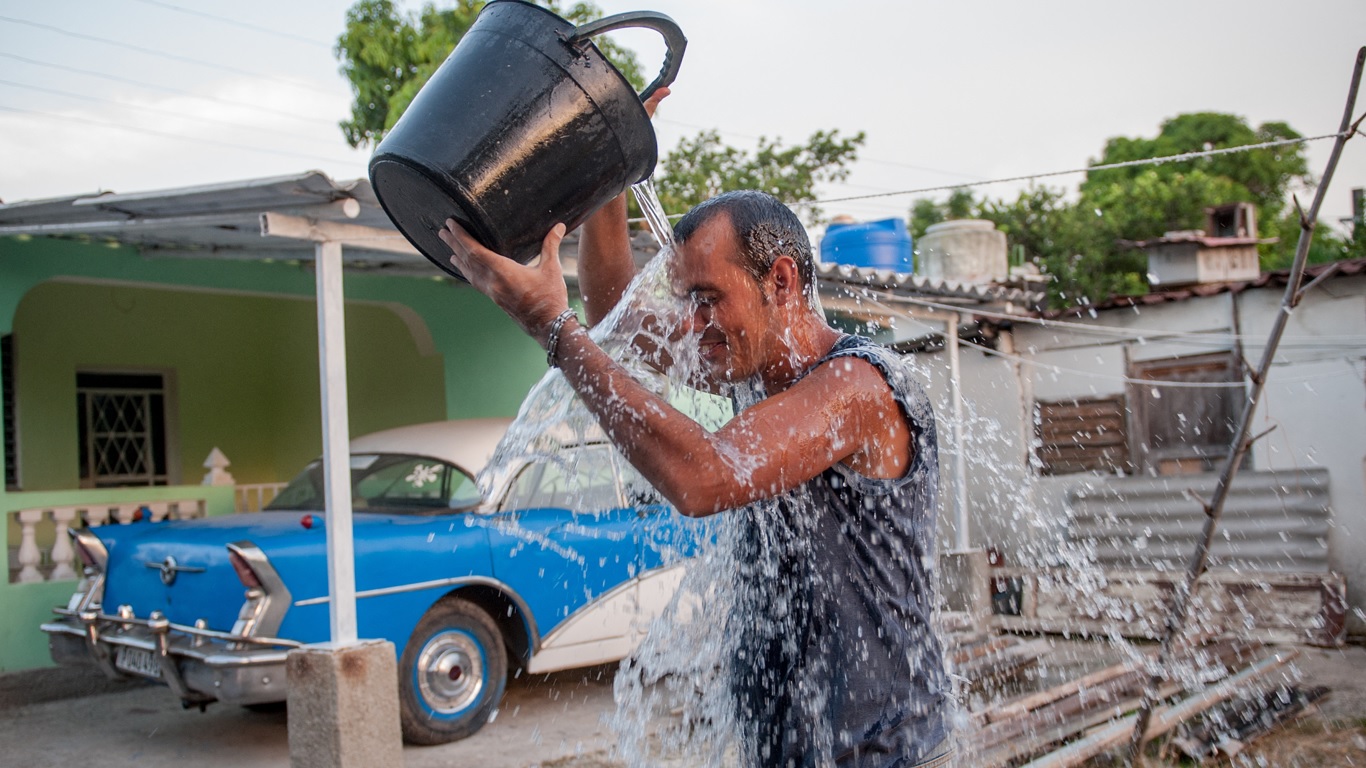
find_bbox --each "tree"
[921,113,1322,309]
[908,197,945,242]
[335,1,861,225]
[977,186,1144,307]
[652,129,865,224]
[336,0,644,149]
[1080,112,1311,266]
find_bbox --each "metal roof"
[1045,257,1366,318]
[0,171,435,271]
[0,170,1046,312]
[815,262,1047,309]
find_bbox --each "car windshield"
[265,454,482,513]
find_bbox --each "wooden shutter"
[1034,396,1130,475]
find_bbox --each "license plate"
[115,645,163,680]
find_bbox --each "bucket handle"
[565,11,687,103]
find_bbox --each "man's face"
[670,215,776,385]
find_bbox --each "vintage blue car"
[42,418,698,744]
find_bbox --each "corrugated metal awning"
[0,170,1050,312]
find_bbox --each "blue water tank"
[819,217,913,272]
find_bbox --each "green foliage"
[908,197,946,242]
[913,112,1322,309]
[335,0,644,149]
[977,186,1145,306]
[1259,213,1366,271]
[1082,113,1309,211]
[945,188,976,220]
[1080,112,1311,267]
[1081,168,1248,242]
[652,129,865,224]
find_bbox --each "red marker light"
[301,514,314,530]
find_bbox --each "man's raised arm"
[576,87,670,326]
[578,193,636,326]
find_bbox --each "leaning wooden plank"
[951,635,1016,664]
[983,657,1140,723]
[957,638,1051,683]
[977,639,1245,736]
[976,679,1188,765]
[1015,649,1297,768]
[980,641,1260,764]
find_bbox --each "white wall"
[1238,275,1366,628]
[911,274,1366,634]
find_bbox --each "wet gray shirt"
[729,334,948,768]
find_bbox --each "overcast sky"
[2,0,1363,234]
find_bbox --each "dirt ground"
[1,641,1362,767]
[1133,643,1366,768]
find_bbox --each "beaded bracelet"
[544,308,579,368]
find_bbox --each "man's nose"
[685,304,710,334]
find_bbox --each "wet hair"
[673,190,815,296]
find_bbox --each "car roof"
[347,418,514,475]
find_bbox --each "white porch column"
[946,312,970,551]
[315,239,357,644]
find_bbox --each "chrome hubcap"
[416,630,484,714]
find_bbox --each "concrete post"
[940,549,991,629]
[287,640,403,768]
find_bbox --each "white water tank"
[917,219,1008,284]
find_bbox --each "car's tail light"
[225,542,292,639]
[229,549,262,589]
[70,529,108,573]
[75,539,100,568]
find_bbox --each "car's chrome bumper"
[42,608,300,706]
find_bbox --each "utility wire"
[123,0,332,48]
[0,79,342,147]
[0,15,325,96]
[629,132,1347,224]
[0,52,337,128]
[654,115,984,180]
[794,132,1350,208]
[0,104,367,168]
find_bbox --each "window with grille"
[2,335,16,490]
[76,372,169,488]
[1034,395,1130,475]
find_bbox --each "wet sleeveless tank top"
[729,334,949,768]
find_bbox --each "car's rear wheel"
[398,596,507,745]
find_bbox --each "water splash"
[476,180,1253,766]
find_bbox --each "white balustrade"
[16,509,43,584]
[235,483,286,513]
[49,507,79,581]
[7,499,208,584]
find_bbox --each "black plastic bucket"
[368,0,686,280]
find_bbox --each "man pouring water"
[438,89,953,768]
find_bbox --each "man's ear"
[767,256,801,305]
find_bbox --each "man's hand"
[643,86,669,118]
[439,219,571,346]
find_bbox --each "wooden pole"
[1124,47,1365,764]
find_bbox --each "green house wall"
[0,235,549,672]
